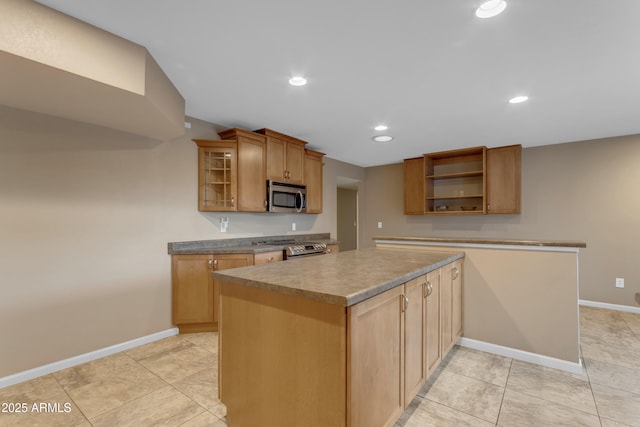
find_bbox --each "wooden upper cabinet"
[304,149,325,214]
[403,144,520,215]
[426,147,487,215]
[217,129,267,212]
[255,128,306,184]
[404,157,425,215]
[193,140,237,212]
[487,145,521,214]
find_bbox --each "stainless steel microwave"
[267,180,306,213]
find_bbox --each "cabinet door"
[348,286,404,427]
[404,275,426,405]
[304,150,324,214]
[487,145,521,214]
[285,140,305,184]
[194,140,237,212]
[266,135,286,181]
[451,259,464,340]
[425,269,441,377]
[172,255,215,327]
[441,264,454,355]
[237,134,267,212]
[441,260,464,355]
[404,157,425,215]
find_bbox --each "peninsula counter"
[374,236,586,373]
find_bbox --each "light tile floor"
[0,306,638,426]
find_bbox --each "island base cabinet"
[441,259,464,355]
[218,258,463,427]
[425,269,442,376]
[219,282,347,427]
[348,285,405,427]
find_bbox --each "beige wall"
[364,135,640,307]
[0,105,350,377]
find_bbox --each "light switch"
[377,221,383,229]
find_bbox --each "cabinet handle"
[267,256,274,262]
[401,295,409,312]
[426,281,433,297]
[453,267,459,280]
[326,248,332,253]
[264,200,268,208]
[231,197,235,207]
[213,259,218,269]
[208,259,213,269]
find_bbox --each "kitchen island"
[212,247,464,427]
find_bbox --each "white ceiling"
[35,0,640,167]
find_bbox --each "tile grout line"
[52,373,94,427]
[494,358,513,426]
[158,335,227,425]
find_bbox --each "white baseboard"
[458,337,584,375]
[579,299,640,314]
[0,328,179,389]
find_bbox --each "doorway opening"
[336,177,359,251]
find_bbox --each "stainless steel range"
[284,242,327,258]
[252,239,328,259]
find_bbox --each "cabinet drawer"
[254,250,284,265]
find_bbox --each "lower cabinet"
[425,268,442,376]
[172,252,267,333]
[348,286,405,427]
[348,259,464,427]
[326,243,339,254]
[441,259,463,355]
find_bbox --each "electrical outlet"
[377,221,383,229]
[292,222,296,231]
[220,217,229,233]
[616,278,624,288]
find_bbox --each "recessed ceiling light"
[509,95,529,104]
[475,0,507,18]
[374,125,388,131]
[372,135,393,142]
[288,76,307,86]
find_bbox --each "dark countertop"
[212,247,464,306]
[373,236,586,248]
[168,233,339,255]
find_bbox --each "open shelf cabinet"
[426,147,486,214]
[404,145,521,215]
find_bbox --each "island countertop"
[211,247,464,306]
